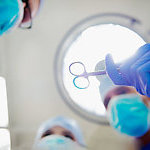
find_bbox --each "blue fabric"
[0,0,20,36]
[105,43,150,97]
[108,94,150,137]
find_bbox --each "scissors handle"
[73,76,90,89]
[69,62,86,76]
[69,61,120,89]
[86,68,120,77]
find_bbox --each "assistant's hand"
[105,43,150,97]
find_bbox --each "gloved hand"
[0,0,23,36]
[105,43,150,97]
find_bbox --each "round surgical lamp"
[54,13,146,125]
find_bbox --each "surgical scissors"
[69,61,107,89]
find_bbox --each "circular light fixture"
[55,13,146,124]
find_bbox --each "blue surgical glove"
[105,43,150,97]
[0,0,23,36]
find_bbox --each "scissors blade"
[85,70,107,77]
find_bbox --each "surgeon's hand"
[105,43,150,97]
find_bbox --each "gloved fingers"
[130,66,143,95]
[105,54,128,85]
[120,44,150,69]
[129,60,146,95]
[137,61,150,97]
[135,50,150,65]
[134,43,150,60]
[145,78,150,97]
[130,51,150,78]
[127,50,150,87]
[118,44,150,69]
[105,44,150,87]
[131,51,150,94]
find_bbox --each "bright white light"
[0,77,9,127]
[63,24,146,116]
[0,129,11,150]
